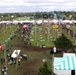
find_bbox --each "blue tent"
[54,56,76,70]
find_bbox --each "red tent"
[0,45,2,50]
[22,25,27,29]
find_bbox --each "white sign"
[53,46,56,52]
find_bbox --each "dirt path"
[16,59,40,75]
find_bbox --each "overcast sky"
[0,0,76,13]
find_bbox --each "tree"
[54,33,73,50]
[37,62,52,75]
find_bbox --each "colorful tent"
[54,56,76,70]
[52,25,59,29]
[0,45,2,50]
[63,53,75,57]
[22,25,27,29]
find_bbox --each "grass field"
[28,25,61,47]
[0,25,18,43]
[15,16,30,20]
[0,22,75,75]
[0,24,53,75]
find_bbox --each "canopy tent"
[30,20,35,24]
[11,50,21,58]
[52,25,59,29]
[12,20,19,24]
[22,25,27,29]
[54,56,76,70]
[36,20,42,24]
[0,45,2,50]
[63,20,70,24]
[52,19,58,24]
[63,53,75,57]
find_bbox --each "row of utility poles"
[0,15,15,75]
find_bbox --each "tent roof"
[11,50,21,58]
[22,25,27,29]
[63,53,75,57]
[54,56,76,70]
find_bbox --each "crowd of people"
[0,23,31,75]
[20,24,32,45]
[0,51,27,75]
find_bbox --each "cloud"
[6,7,15,10]
[0,0,76,13]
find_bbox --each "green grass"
[15,50,52,75]
[62,28,75,44]
[0,25,19,43]
[0,24,53,75]
[15,16,30,20]
[69,26,76,32]
[28,25,55,47]
[0,23,75,75]
[28,25,68,47]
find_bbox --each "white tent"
[19,20,25,24]
[44,20,48,23]
[52,19,58,24]
[63,20,70,24]
[30,20,35,24]
[63,53,75,57]
[73,20,76,23]
[36,20,42,24]
[12,20,19,24]
[24,20,30,23]
[11,50,21,58]
[69,20,73,24]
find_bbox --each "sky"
[0,0,76,13]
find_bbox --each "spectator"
[1,57,3,63]
[18,61,20,68]
[4,71,7,75]
[1,67,4,74]
[0,44,2,50]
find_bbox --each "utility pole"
[48,14,50,43]
[3,19,7,75]
[51,45,56,74]
[16,50,18,67]
[0,56,1,75]
[34,13,37,44]
[4,43,7,75]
